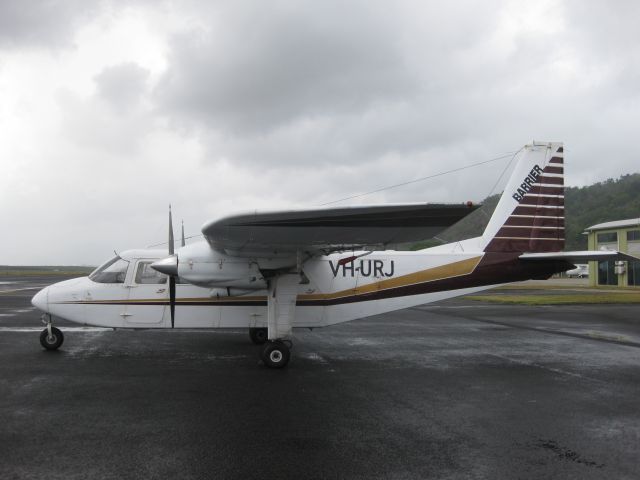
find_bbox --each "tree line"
[411,173,640,250]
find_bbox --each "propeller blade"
[169,275,176,328]
[168,205,176,328]
[181,220,186,247]
[168,205,175,255]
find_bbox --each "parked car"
[566,264,589,278]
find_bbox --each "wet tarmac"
[1,275,639,479]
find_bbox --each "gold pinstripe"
[298,255,482,301]
[55,255,483,305]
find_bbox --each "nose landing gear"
[40,315,64,351]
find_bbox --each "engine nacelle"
[176,242,267,289]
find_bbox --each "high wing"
[519,251,639,263]
[202,203,478,257]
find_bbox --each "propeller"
[168,206,176,328]
[151,206,185,328]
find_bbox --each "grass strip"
[467,293,640,305]
[0,269,94,276]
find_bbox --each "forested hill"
[416,173,640,250]
[564,174,640,249]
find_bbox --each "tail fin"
[482,142,564,253]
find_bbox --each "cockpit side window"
[89,256,130,284]
[135,261,168,285]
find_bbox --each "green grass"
[467,292,640,305]
[498,283,639,291]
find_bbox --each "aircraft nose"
[31,287,49,312]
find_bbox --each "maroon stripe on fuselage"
[549,156,563,164]
[83,255,573,307]
[556,147,563,153]
[298,253,572,306]
[60,256,574,309]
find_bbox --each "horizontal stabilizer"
[519,250,639,263]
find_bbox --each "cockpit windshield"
[89,256,130,284]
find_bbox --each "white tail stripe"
[513,205,565,210]
[509,215,565,219]
[501,225,564,230]
[523,194,564,199]
[538,172,564,178]
[533,183,566,188]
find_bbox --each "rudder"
[482,142,565,253]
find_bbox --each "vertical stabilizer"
[482,142,564,253]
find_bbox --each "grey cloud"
[0,0,164,50]
[94,62,150,113]
[56,87,152,155]
[154,0,534,171]
[52,62,153,155]
[156,0,640,184]
[5,0,640,265]
[0,0,98,48]
[156,1,418,135]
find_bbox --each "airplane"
[31,141,636,368]
[565,264,589,278]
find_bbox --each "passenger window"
[135,262,168,285]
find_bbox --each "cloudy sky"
[1,0,639,265]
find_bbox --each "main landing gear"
[261,340,291,369]
[40,315,64,351]
[250,329,291,368]
[258,272,299,369]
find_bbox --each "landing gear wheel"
[40,327,64,351]
[261,341,291,369]
[249,327,268,345]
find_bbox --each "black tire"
[262,341,290,368]
[249,327,268,345]
[40,327,64,351]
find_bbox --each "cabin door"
[123,260,168,326]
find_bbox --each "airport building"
[584,218,640,287]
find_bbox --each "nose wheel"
[40,326,64,351]
[261,340,291,368]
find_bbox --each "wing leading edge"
[202,203,478,256]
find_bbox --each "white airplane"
[31,142,634,368]
[566,264,589,278]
